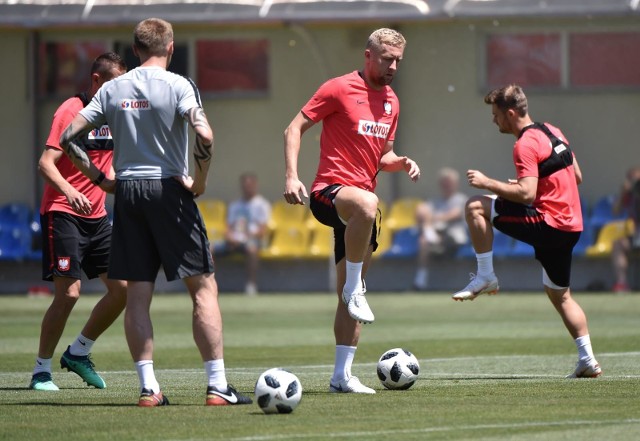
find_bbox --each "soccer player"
[453,84,601,378]
[30,53,127,391]
[283,28,420,393]
[59,18,252,407]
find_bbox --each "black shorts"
[493,197,580,287]
[309,184,379,264]
[108,179,215,282]
[41,211,112,281]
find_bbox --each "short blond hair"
[134,18,173,57]
[366,28,406,51]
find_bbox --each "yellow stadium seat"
[308,225,333,258]
[197,199,226,242]
[261,225,310,259]
[383,198,421,232]
[585,219,635,258]
[269,200,309,231]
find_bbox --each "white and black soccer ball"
[377,348,420,390]
[254,368,303,414]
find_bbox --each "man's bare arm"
[184,107,213,196]
[59,114,112,191]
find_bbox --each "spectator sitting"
[413,167,468,290]
[611,166,640,293]
[214,173,271,295]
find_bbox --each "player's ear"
[91,72,101,88]
[167,41,174,56]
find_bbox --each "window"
[570,33,640,88]
[484,31,640,91]
[196,39,269,97]
[39,41,109,98]
[485,34,561,89]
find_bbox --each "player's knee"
[464,196,485,217]
[358,192,379,221]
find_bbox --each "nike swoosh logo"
[37,361,42,365]
[208,389,238,404]
[79,340,86,346]
[357,100,365,104]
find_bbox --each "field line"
[170,418,640,441]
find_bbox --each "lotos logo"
[357,120,391,139]
[57,257,70,271]
[88,125,112,140]
[121,99,150,110]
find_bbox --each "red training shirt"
[513,123,582,232]
[40,95,113,218]
[302,71,399,193]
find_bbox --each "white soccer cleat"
[566,359,602,378]
[342,283,375,324]
[452,273,499,301]
[329,376,376,394]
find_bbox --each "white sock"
[344,261,364,296]
[575,335,595,362]
[135,360,160,393]
[69,334,95,357]
[476,251,494,277]
[414,268,428,289]
[204,359,228,390]
[332,345,356,382]
[33,357,52,375]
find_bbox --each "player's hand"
[404,158,421,182]
[66,188,92,215]
[283,177,308,205]
[467,169,490,189]
[176,175,205,198]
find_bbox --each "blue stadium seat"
[572,227,593,256]
[383,227,420,258]
[509,239,534,257]
[456,243,476,259]
[455,229,513,259]
[0,224,31,260]
[0,202,31,227]
[492,229,514,258]
[588,195,625,232]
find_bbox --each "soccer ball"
[377,348,420,390]
[254,368,303,414]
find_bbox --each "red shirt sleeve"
[513,135,542,179]
[301,78,339,123]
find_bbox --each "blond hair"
[366,28,406,51]
[134,18,173,57]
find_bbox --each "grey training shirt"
[80,66,200,180]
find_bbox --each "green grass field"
[1,292,639,441]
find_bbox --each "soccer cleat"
[329,376,376,394]
[342,283,375,324]
[206,384,253,406]
[138,388,169,407]
[60,346,106,389]
[452,273,499,301]
[29,372,59,391]
[566,359,602,379]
